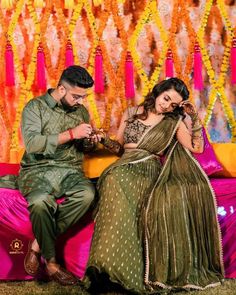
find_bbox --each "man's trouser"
[25,174,95,260]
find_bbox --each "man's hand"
[72,123,93,139]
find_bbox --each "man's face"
[59,83,88,110]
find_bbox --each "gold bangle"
[192,126,202,132]
[97,130,106,139]
[191,113,199,121]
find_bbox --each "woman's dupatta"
[141,128,224,290]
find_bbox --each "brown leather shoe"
[47,266,78,286]
[24,241,41,276]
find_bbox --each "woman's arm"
[115,109,129,144]
[176,101,204,153]
[176,120,204,153]
[99,109,129,155]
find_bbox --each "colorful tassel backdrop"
[125,51,135,99]
[0,0,235,162]
[165,49,174,79]
[193,43,203,91]
[36,44,47,90]
[5,41,15,87]
[65,40,74,68]
[231,37,236,85]
[94,46,104,94]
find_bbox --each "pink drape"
[0,163,236,280]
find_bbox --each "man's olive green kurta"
[18,90,95,260]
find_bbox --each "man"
[18,65,97,285]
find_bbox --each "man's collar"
[44,89,58,109]
[44,89,80,113]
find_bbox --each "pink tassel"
[65,40,74,68]
[165,49,174,78]
[231,37,236,85]
[94,46,104,94]
[125,51,135,99]
[36,44,46,90]
[193,42,203,90]
[5,41,15,86]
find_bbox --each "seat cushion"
[210,178,236,278]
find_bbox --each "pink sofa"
[0,144,236,280]
[0,163,94,280]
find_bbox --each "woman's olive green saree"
[84,115,224,294]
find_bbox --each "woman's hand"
[179,101,197,118]
[88,128,105,143]
[72,123,93,139]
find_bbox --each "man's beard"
[60,96,79,112]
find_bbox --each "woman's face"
[155,88,183,114]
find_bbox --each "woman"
[84,78,224,294]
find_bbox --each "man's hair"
[58,65,94,89]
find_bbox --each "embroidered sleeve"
[101,136,124,156]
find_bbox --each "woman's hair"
[133,77,189,121]
[58,65,94,88]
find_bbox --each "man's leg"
[25,190,78,285]
[56,176,95,236]
[26,190,58,260]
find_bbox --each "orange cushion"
[83,150,119,179]
[9,144,236,178]
[212,143,236,177]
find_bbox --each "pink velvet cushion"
[0,163,20,176]
[193,128,223,176]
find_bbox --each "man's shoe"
[24,241,41,276]
[47,266,78,286]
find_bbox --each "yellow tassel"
[93,0,103,6]
[117,0,125,3]
[1,0,14,9]
[64,0,74,9]
[34,0,44,8]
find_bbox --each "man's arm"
[22,102,93,155]
[21,102,59,155]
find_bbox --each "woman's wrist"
[96,130,107,142]
[191,112,203,132]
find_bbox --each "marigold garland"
[149,1,168,90]
[67,0,102,128]
[177,0,197,100]
[168,0,182,78]
[129,2,151,98]
[93,0,118,131]
[215,0,236,141]
[111,1,128,113]
[68,0,83,66]
[10,0,41,156]
[199,0,236,141]
[0,8,12,147]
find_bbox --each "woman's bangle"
[97,130,106,140]
[192,125,203,132]
[192,135,203,139]
[190,112,199,122]
[68,129,74,140]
